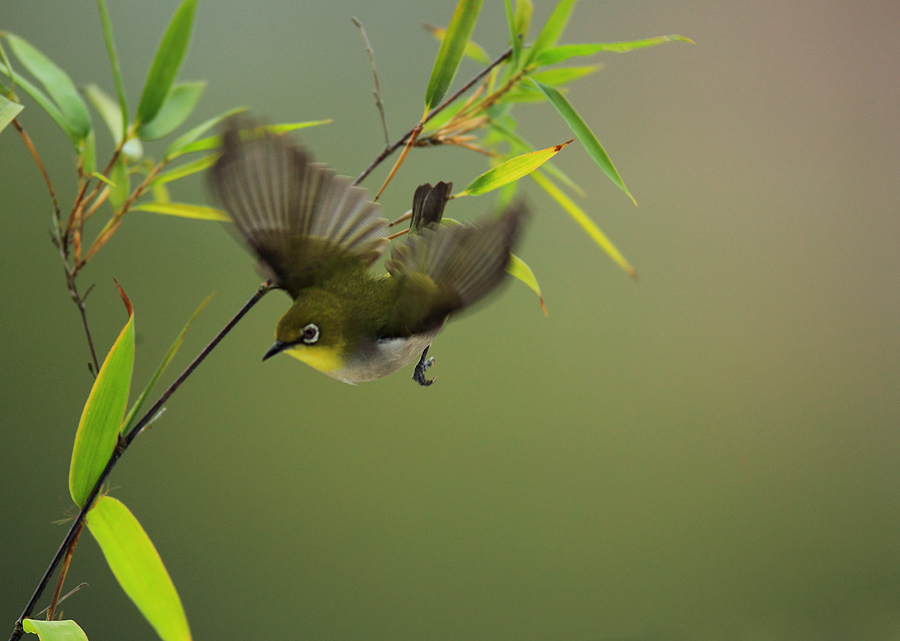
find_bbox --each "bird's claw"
[413,348,436,386]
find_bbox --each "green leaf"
[168,120,331,158]
[97,0,128,134]
[514,0,533,39]
[122,295,211,435]
[503,0,521,69]
[0,93,24,134]
[164,107,246,158]
[457,139,572,196]
[507,253,546,314]
[497,84,549,104]
[86,497,191,641]
[133,202,230,221]
[5,33,92,140]
[0,65,79,141]
[423,0,485,113]
[534,35,694,66]
[528,65,600,87]
[135,0,197,126]
[424,23,490,66]
[68,284,134,507]
[79,129,96,176]
[523,0,577,68]
[532,79,634,205]
[85,83,124,143]
[531,169,636,277]
[487,120,584,196]
[152,154,218,186]
[22,620,89,641]
[108,155,129,211]
[137,81,205,140]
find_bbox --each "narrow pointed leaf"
[0,66,77,140]
[488,121,585,195]
[423,0,484,113]
[137,81,205,140]
[85,83,124,143]
[122,296,211,435]
[133,202,229,221]
[0,94,24,134]
[97,0,128,133]
[87,497,191,641]
[503,0,521,69]
[152,154,218,186]
[5,33,91,139]
[523,0,577,68]
[22,620,88,641]
[168,120,331,158]
[531,169,635,277]
[79,129,97,176]
[164,107,246,158]
[108,155,129,211]
[424,24,490,65]
[534,35,694,66]
[135,0,196,126]
[532,79,634,204]
[508,253,546,314]
[529,65,600,87]
[457,139,571,196]
[69,284,134,507]
[514,0,533,39]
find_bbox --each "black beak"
[262,340,290,362]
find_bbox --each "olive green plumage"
[208,118,526,384]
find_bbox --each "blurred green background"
[3,1,900,640]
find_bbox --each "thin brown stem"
[46,522,83,621]
[12,120,62,232]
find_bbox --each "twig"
[46,522,83,621]
[352,17,389,148]
[7,281,274,641]
[353,46,512,187]
[33,584,88,619]
[12,120,62,233]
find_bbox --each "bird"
[207,118,526,385]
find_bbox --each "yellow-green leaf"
[167,120,330,158]
[69,284,134,507]
[0,64,78,141]
[532,79,635,205]
[135,0,196,126]
[514,0,533,40]
[528,65,600,87]
[503,0,521,68]
[534,35,694,66]
[0,93,24,135]
[523,0,577,68]
[424,23,490,65]
[457,139,571,196]
[423,0,485,113]
[87,496,191,641]
[164,106,246,158]
[79,129,96,176]
[152,154,218,186]
[5,33,91,140]
[85,83,124,143]
[108,155,129,211]
[531,169,636,277]
[22,620,88,641]
[121,295,211,435]
[133,202,229,221]
[97,0,128,134]
[508,253,546,314]
[137,81,205,140]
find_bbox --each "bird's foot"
[413,347,436,386]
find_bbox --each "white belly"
[326,325,444,384]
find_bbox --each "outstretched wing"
[208,118,389,297]
[383,201,527,337]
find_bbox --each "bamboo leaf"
[529,65,600,87]
[534,35,693,66]
[137,81,205,140]
[0,93,24,135]
[164,107,246,158]
[423,0,485,113]
[85,83,124,143]
[508,252,546,314]
[5,33,92,140]
[135,0,196,126]
[514,0,533,39]
[22,620,89,641]
[523,0,577,68]
[97,0,128,133]
[0,65,79,141]
[121,295,211,435]
[487,121,585,195]
[503,0,521,69]
[152,154,218,186]
[457,139,571,196]
[68,283,134,507]
[80,129,96,176]
[87,497,191,641]
[133,202,229,221]
[424,23,490,65]
[108,156,129,211]
[531,169,635,277]
[168,120,331,158]
[532,79,634,205]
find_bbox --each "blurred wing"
[383,203,527,336]
[208,119,389,296]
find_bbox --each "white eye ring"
[300,323,320,345]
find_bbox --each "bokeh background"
[3,1,899,640]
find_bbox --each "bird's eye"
[300,323,320,345]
